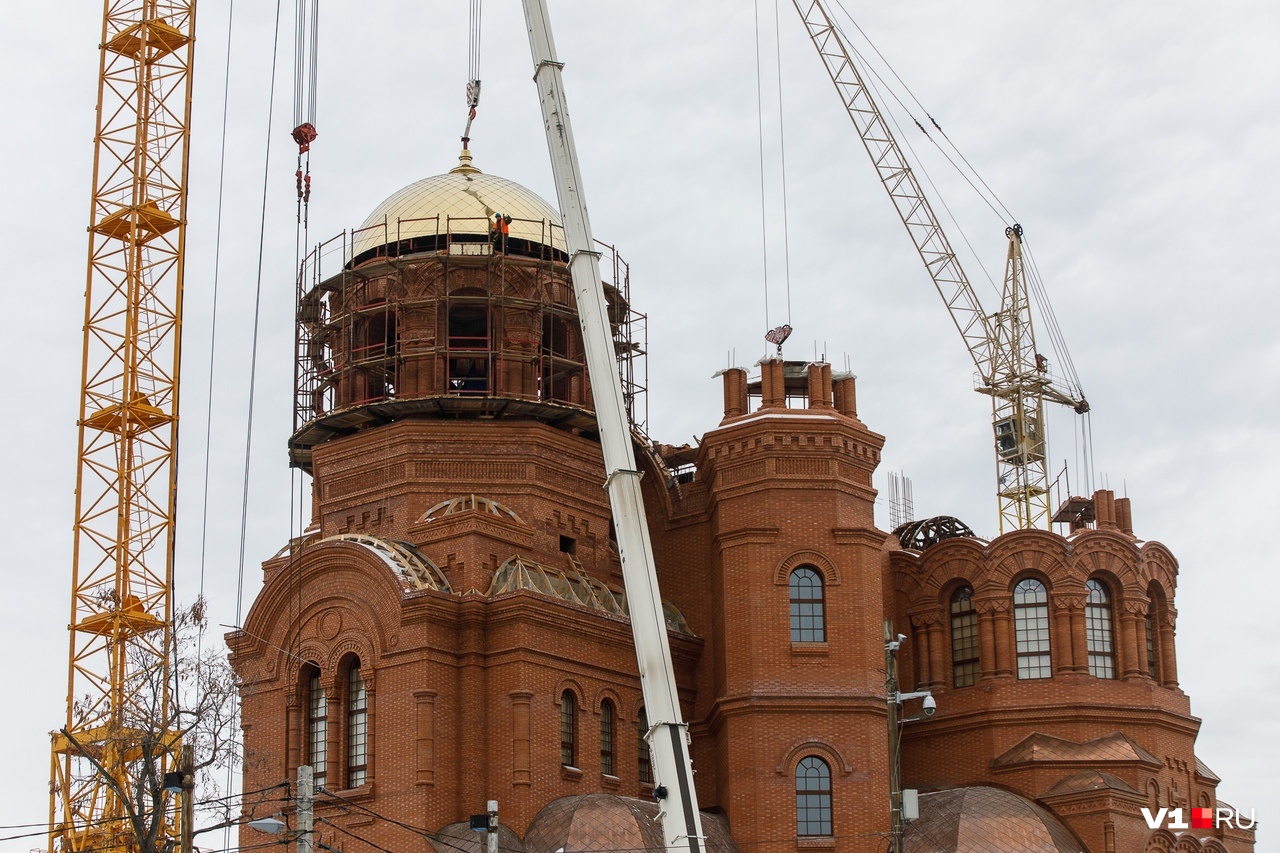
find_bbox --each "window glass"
[560,691,576,767]
[600,700,615,776]
[1013,578,1051,680]
[795,756,832,836]
[950,586,979,687]
[1145,609,1158,679]
[789,567,826,643]
[1085,578,1116,679]
[347,662,368,788]
[637,706,651,785]
[307,668,327,785]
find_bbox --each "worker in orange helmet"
[491,212,511,252]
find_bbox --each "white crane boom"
[791,0,1088,531]
[520,4,706,852]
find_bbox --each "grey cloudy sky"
[2,2,1277,847]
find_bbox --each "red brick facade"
[228,168,1254,853]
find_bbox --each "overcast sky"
[2,2,1277,849]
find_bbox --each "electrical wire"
[195,0,237,666]
[234,0,285,631]
[831,0,1016,227]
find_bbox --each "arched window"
[1146,582,1165,681]
[1085,578,1116,679]
[600,700,615,776]
[305,666,327,785]
[950,586,979,687]
[789,567,825,643]
[560,691,577,767]
[346,660,368,788]
[795,756,833,837]
[637,706,652,785]
[1013,578,1051,680]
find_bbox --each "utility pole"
[179,745,195,853]
[486,800,499,853]
[298,765,315,853]
[885,622,903,853]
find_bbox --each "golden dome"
[352,150,566,258]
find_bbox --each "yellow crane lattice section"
[50,3,196,852]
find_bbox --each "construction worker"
[491,212,511,252]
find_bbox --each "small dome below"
[523,795,739,853]
[352,150,566,258]
[904,787,1087,853]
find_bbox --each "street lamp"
[885,629,935,853]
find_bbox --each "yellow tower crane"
[792,1,1088,533]
[49,3,196,852]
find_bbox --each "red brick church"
[228,153,1255,853]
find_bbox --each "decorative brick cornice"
[830,528,887,548]
[714,527,780,549]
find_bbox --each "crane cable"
[292,0,320,227]
[462,0,483,147]
[753,0,772,335]
[773,0,794,330]
[826,3,1086,402]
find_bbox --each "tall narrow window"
[950,586,979,687]
[1013,578,1052,680]
[306,668,327,785]
[1085,578,1116,679]
[789,566,825,643]
[1146,583,1167,682]
[600,700,615,776]
[795,756,833,836]
[560,691,577,767]
[1145,607,1158,679]
[1152,607,1162,676]
[637,706,652,785]
[347,661,368,788]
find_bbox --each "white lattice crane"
[792,0,1088,532]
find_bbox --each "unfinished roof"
[352,150,567,257]
[903,787,1087,853]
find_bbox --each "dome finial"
[451,148,482,176]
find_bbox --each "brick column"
[324,672,340,786]
[510,691,533,786]
[1053,595,1079,675]
[760,358,785,409]
[363,668,377,785]
[975,600,997,681]
[1120,604,1144,681]
[910,614,932,688]
[721,367,748,419]
[926,616,946,691]
[1160,609,1179,688]
[992,602,1014,679]
[285,684,301,772]
[1068,597,1088,673]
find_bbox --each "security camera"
[922,695,937,716]
[896,634,907,645]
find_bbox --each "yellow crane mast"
[792,1,1088,532]
[50,3,196,852]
